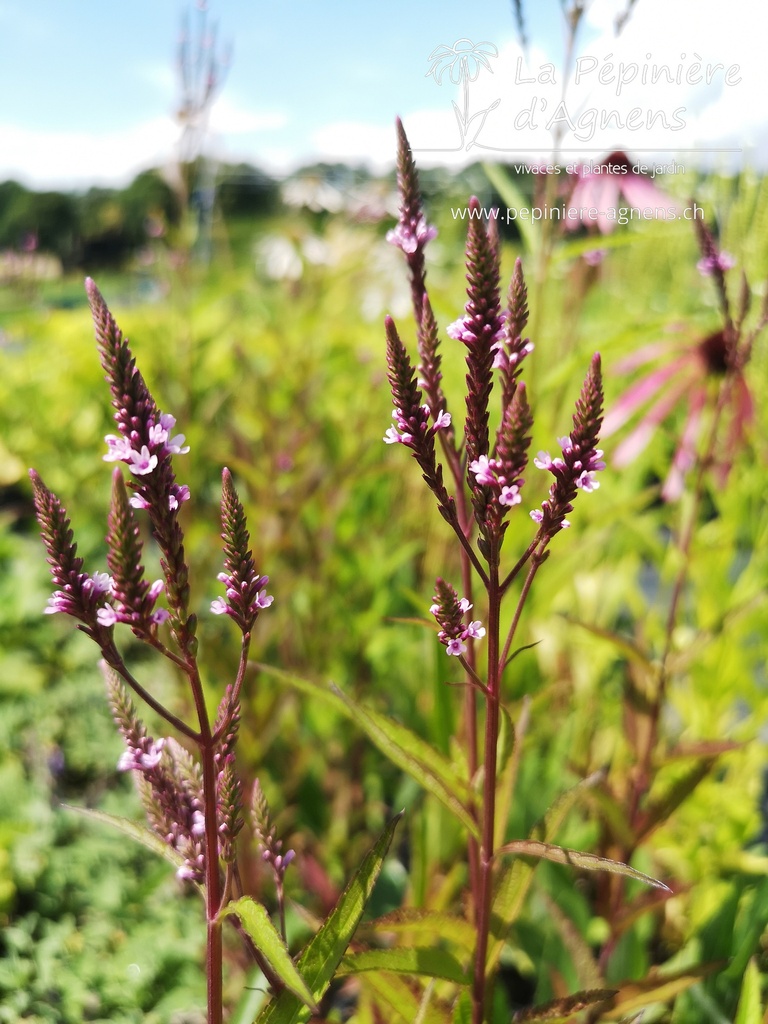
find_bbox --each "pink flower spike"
[697,251,735,276]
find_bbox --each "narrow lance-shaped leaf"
[255,813,402,1024]
[734,959,763,1024]
[256,665,478,839]
[601,962,721,1020]
[360,972,451,1024]
[369,909,477,954]
[219,898,317,1013]
[511,989,617,1023]
[487,771,604,972]
[338,947,468,985]
[497,840,670,891]
[64,805,203,896]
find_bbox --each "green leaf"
[497,840,670,891]
[487,771,603,972]
[601,963,721,1019]
[360,972,451,1024]
[219,898,317,1012]
[559,616,653,669]
[734,959,763,1024]
[254,813,402,1024]
[63,805,203,896]
[338,947,468,985]
[481,162,540,253]
[637,757,718,840]
[512,988,616,1022]
[452,991,472,1024]
[369,909,476,953]
[256,665,478,839]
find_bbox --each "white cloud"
[0,118,176,190]
[209,95,287,134]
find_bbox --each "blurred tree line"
[0,162,278,271]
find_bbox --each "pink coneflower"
[565,151,676,236]
[602,329,753,501]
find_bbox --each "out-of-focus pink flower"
[565,151,676,236]
[602,330,753,501]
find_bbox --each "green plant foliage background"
[0,164,767,1021]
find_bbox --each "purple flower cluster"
[211,469,273,634]
[697,251,736,277]
[529,356,604,535]
[469,455,523,508]
[430,578,486,657]
[383,404,451,447]
[252,779,295,884]
[104,411,191,511]
[386,215,437,256]
[107,672,206,884]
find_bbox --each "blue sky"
[1,0,765,189]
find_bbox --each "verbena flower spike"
[384,119,605,1024]
[31,280,279,1024]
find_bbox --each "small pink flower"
[128,445,158,476]
[697,252,735,276]
[446,637,467,656]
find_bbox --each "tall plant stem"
[457,492,481,912]
[472,565,501,1024]
[187,658,224,1024]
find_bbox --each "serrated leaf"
[64,804,203,896]
[369,909,476,953]
[734,959,763,1024]
[338,947,468,985]
[498,840,670,891]
[360,972,451,1024]
[219,898,317,1012]
[256,665,477,839]
[487,771,603,972]
[512,988,616,1022]
[586,784,636,848]
[661,740,742,762]
[637,757,717,840]
[254,813,402,1024]
[559,616,653,669]
[600,962,721,1019]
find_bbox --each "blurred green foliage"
[0,164,767,1020]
